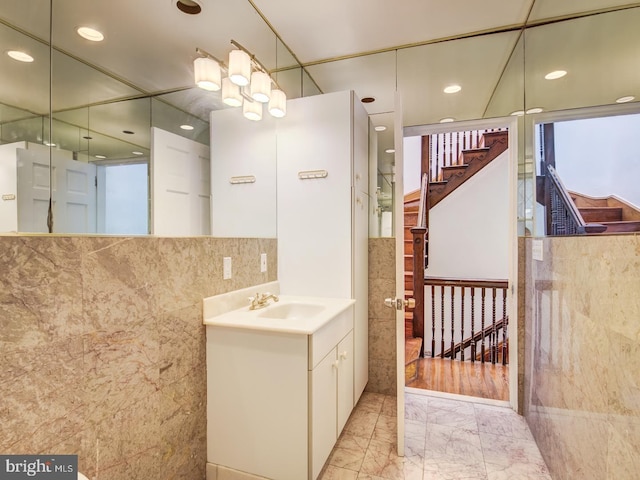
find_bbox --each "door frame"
[402,114,520,413]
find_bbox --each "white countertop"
[203,294,355,335]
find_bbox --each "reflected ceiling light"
[361,97,376,103]
[616,95,635,103]
[195,41,287,120]
[194,57,221,91]
[243,99,262,121]
[385,149,395,154]
[222,77,243,107]
[44,142,56,147]
[228,49,251,86]
[7,50,34,62]
[443,85,462,94]
[374,126,387,132]
[95,154,106,159]
[510,110,525,116]
[250,71,271,103]
[440,118,455,123]
[180,124,195,130]
[268,89,287,118]
[132,151,144,156]
[526,107,543,114]
[545,70,567,80]
[77,26,104,42]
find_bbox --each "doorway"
[400,116,519,408]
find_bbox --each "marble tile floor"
[319,391,552,480]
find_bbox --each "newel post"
[410,226,427,355]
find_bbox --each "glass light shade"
[228,49,251,87]
[250,71,271,103]
[268,89,287,118]
[194,57,221,91]
[243,99,262,121]
[222,77,243,107]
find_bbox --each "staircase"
[571,191,640,233]
[404,128,509,383]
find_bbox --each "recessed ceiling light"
[95,154,106,159]
[526,107,543,114]
[374,126,387,132]
[82,135,93,140]
[443,85,462,94]
[132,151,144,156]
[180,124,195,131]
[510,110,525,116]
[7,50,34,62]
[440,118,455,123]
[385,149,395,154]
[77,27,104,42]
[616,95,635,103]
[122,130,134,135]
[176,0,202,14]
[361,97,376,103]
[545,70,567,80]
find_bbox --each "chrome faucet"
[249,292,280,310]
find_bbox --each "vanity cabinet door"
[311,348,338,480]
[337,330,354,435]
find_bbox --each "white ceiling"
[1,0,639,161]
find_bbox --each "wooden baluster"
[431,285,436,358]
[491,287,497,364]
[502,287,508,365]
[470,287,476,362]
[437,133,444,181]
[481,287,486,363]
[450,286,455,360]
[440,286,445,358]
[460,286,465,362]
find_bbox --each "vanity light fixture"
[440,118,455,123]
[7,50,34,62]
[77,26,104,42]
[545,70,567,80]
[374,126,387,132]
[444,84,462,94]
[616,95,635,103]
[180,124,195,130]
[194,40,287,120]
[526,107,543,114]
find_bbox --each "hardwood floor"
[406,357,509,401]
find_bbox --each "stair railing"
[409,173,428,353]
[429,128,507,182]
[424,277,509,365]
[547,165,606,235]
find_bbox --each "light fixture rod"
[195,47,227,70]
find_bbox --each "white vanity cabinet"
[205,300,355,480]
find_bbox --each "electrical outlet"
[260,253,267,273]
[223,257,232,279]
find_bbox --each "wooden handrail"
[425,277,508,289]
[443,318,507,358]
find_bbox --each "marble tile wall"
[367,238,397,396]
[523,235,640,479]
[0,236,276,480]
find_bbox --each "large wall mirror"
[0,0,310,237]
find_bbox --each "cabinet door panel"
[311,348,338,480]
[337,330,355,435]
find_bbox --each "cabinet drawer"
[308,305,353,369]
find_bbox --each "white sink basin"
[257,302,325,320]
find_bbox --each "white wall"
[0,142,24,232]
[554,113,640,207]
[403,136,421,194]
[209,108,277,238]
[426,150,510,279]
